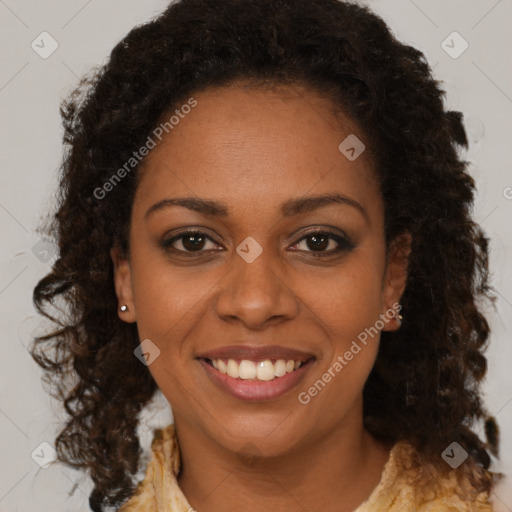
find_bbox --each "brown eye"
[161,230,220,255]
[179,232,207,251]
[303,233,331,252]
[291,231,355,257]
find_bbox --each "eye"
[290,230,355,257]
[160,230,222,256]
[160,228,355,259]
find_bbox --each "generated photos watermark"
[298,302,402,405]
[93,97,197,200]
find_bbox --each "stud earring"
[396,310,403,327]
[120,305,129,312]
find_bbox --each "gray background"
[1,0,511,510]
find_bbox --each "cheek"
[130,250,214,338]
[298,254,385,349]
[128,259,209,412]
[295,264,384,417]
[128,250,230,397]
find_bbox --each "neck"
[175,411,391,512]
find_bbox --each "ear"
[111,245,137,323]
[381,231,412,332]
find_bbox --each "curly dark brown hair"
[31,0,500,510]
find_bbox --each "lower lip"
[198,358,315,402]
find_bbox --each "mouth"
[196,352,316,402]
[201,357,310,381]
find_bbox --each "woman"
[31,0,501,510]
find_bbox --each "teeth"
[210,358,304,381]
[239,360,257,380]
[227,359,239,378]
[274,359,287,377]
[217,359,227,374]
[256,360,274,381]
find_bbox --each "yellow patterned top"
[118,424,494,512]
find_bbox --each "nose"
[215,247,300,330]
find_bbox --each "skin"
[112,82,411,512]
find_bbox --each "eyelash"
[160,229,355,258]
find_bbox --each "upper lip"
[197,345,315,362]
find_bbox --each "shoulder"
[356,440,495,512]
[118,424,191,512]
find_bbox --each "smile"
[198,356,315,401]
[207,358,305,381]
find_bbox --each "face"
[112,82,410,456]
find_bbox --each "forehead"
[133,83,381,219]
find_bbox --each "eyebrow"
[144,192,368,222]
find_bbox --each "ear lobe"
[110,246,137,323]
[381,231,412,331]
